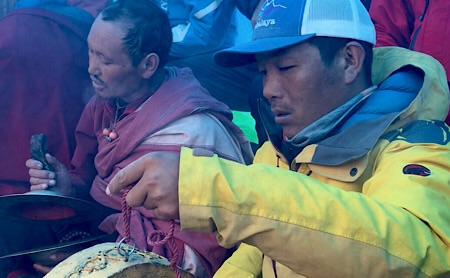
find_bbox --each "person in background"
[0,0,93,196]
[66,0,111,17]
[0,1,94,276]
[27,0,253,277]
[360,0,371,10]
[107,0,450,276]
[152,0,263,148]
[369,0,450,125]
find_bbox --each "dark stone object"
[30,133,53,171]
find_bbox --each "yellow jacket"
[178,47,450,277]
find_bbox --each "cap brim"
[214,34,315,68]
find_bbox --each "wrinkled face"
[256,42,344,138]
[87,17,146,103]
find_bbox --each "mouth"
[91,77,105,90]
[272,109,291,124]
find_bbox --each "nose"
[88,54,100,76]
[262,72,282,101]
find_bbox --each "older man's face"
[87,17,147,103]
[256,42,345,138]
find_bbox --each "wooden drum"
[45,242,194,278]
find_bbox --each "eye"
[258,70,267,76]
[257,66,267,75]
[100,56,112,65]
[279,65,295,71]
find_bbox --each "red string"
[147,220,182,278]
[121,188,182,278]
[121,187,132,243]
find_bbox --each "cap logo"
[256,0,286,29]
[260,0,287,16]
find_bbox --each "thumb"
[45,153,64,171]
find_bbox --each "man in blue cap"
[105,0,450,276]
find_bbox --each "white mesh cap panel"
[301,0,375,44]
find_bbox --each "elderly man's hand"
[26,153,74,196]
[106,152,181,220]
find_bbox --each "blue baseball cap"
[215,0,375,68]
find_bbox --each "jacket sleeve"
[213,243,262,278]
[369,0,414,48]
[178,134,450,277]
[170,0,236,58]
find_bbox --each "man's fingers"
[29,168,54,179]
[125,180,152,208]
[30,184,49,191]
[153,205,180,220]
[33,263,52,274]
[26,158,43,169]
[106,156,147,196]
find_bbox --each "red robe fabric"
[369,0,450,124]
[0,8,93,195]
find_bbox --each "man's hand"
[26,153,73,196]
[33,251,73,274]
[33,252,73,274]
[106,152,181,220]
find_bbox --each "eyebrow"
[273,48,288,57]
[256,47,289,64]
[87,44,104,57]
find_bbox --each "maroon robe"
[0,8,93,195]
[71,67,252,276]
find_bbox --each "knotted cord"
[147,220,181,278]
[121,187,132,244]
[121,187,182,278]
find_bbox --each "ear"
[140,53,160,79]
[342,41,366,85]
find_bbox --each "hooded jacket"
[176,47,450,277]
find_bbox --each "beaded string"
[104,98,127,142]
[121,188,182,278]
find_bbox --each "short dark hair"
[308,37,373,83]
[100,0,172,68]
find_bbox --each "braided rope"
[122,189,182,278]
[147,220,181,278]
[121,187,132,244]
